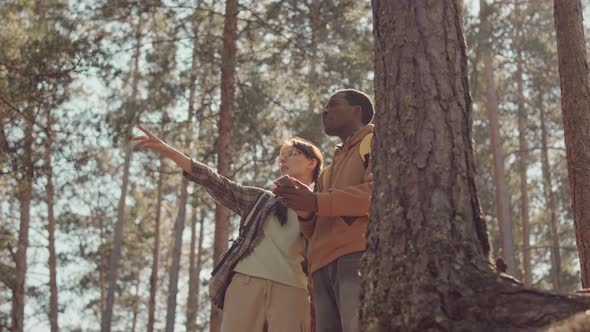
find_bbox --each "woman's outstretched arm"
[132,124,265,217]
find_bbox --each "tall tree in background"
[139,6,182,330]
[539,91,562,290]
[514,2,532,286]
[12,109,33,332]
[1,1,88,329]
[361,0,590,330]
[147,156,165,332]
[479,0,516,276]
[211,0,239,330]
[102,11,144,332]
[186,77,213,332]
[186,200,205,332]
[554,0,590,288]
[164,0,200,329]
[44,112,59,332]
[130,270,141,332]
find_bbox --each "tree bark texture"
[211,0,238,331]
[45,118,59,332]
[553,0,590,288]
[362,1,590,330]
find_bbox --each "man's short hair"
[334,89,375,125]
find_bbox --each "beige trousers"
[221,273,310,332]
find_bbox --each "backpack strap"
[359,132,373,169]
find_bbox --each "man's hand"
[272,176,317,212]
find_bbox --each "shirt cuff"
[297,212,316,222]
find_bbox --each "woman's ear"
[307,158,318,171]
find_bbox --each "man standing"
[274,89,374,332]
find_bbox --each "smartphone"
[274,175,295,188]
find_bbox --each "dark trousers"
[311,252,362,332]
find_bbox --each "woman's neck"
[293,174,314,188]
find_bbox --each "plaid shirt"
[183,159,278,309]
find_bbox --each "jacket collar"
[335,124,374,151]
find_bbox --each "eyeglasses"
[275,148,302,165]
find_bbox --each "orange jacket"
[300,124,373,274]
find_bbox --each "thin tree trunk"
[101,13,144,332]
[147,158,164,332]
[99,214,106,322]
[540,95,562,290]
[362,0,590,330]
[11,108,34,332]
[102,105,134,332]
[45,116,59,332]
[186,205,199,332]
[195,207,205,323]
[187,70,209,332]
[165,181,189,332]
[186,92,209,332]
[515,23,532,285]
[164,2,201,330]
[553,0,590,288]
[210,0,239,331]
[186,202,203,332]
[131,271,141,332]
[480,0,516,276]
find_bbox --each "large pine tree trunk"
[101,13,144,332]
[516,44,531,286]
[361,1,590,330]
[480,0,516,276]
[147,158,164,332]
[45,116,59,332]
[11,108,34,332]
[540,95,562,291]
[553,0,590,289]
[164,3,201,330]
[210,0,239,331]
